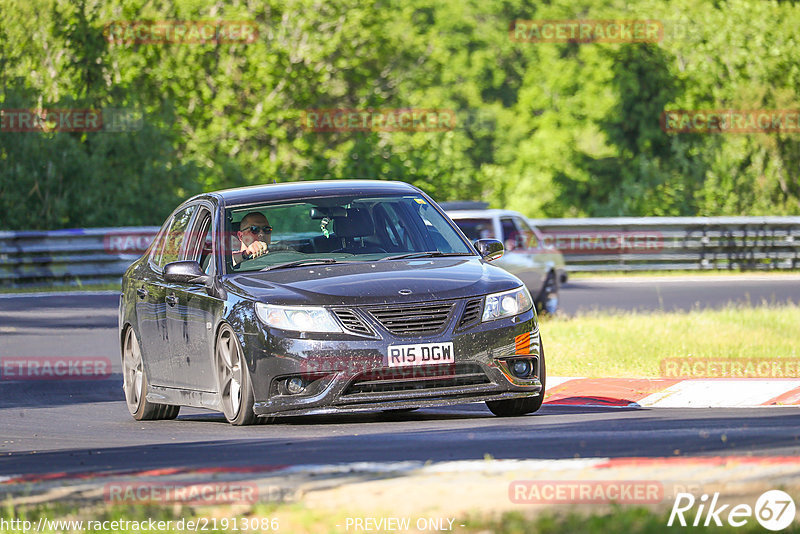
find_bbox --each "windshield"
[224,194,473,273]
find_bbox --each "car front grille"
[331,309,373,335]
[342,362,490,395]
[457,298,483,329]
[365,301,455,335]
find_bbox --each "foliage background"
[1,0,799,229]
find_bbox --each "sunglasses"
[244,225,272,234]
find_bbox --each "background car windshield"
[452,218,496,241]
[225,195,473,273]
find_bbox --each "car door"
[140,204,197,388]
[512,216,548,291]
[163,204,220,392]
[498,216,544,291]
[134,223,170,382]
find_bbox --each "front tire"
[122,327,179,421]
[486,339,546,417]
[215,324,260,426]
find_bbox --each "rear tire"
[535,271,559,315]
[486,339,546,417]
[215,324,260,426]
[122,327,180,421]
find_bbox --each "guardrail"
[0,227,159,288]
[1,217,799,287]
[529,216,800,273]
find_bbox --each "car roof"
[195,180,423,206]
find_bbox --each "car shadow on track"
[176,410,493,425]
[164,402,638,425]
[0,377,643,416]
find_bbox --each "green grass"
[542,303,800,377]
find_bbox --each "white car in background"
[444,203,566,314]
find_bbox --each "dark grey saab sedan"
[119,180,545,425]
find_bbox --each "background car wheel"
[215,324,259,426]
[486,339,546,417]
[122,327,179,421]
[535,271,559,315]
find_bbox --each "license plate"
[386,342,454,368]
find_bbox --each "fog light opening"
[510,359,534,379]
[286,377,306,394]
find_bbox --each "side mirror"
[163,260,210,284]
[473,239,504,262]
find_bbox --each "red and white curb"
[545,378,800,408]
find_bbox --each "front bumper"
[241,305,542,417]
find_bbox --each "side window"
[157,205,197,269]
[500,218,519,251]
[184,209,214,274]
[513,217,538,250]
[148,223,170,268]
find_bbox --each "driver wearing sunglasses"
[232,212,272,266]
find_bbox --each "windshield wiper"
[262,258,341,271]
[380,251,470,261]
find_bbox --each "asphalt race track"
[2,275,800,478]
[559,274,800,313]
[3,383,800,478]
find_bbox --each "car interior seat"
[331,208,387,254]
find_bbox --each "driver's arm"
[232,241,268,267]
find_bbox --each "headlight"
[482,286,533,322]
[255,303,342,333]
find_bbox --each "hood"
[224,258,523,306]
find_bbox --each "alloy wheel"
[216,326,243,419]
[122,328,144,414]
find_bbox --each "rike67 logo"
[669,490,796,531]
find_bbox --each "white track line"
[639,379,800,408]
